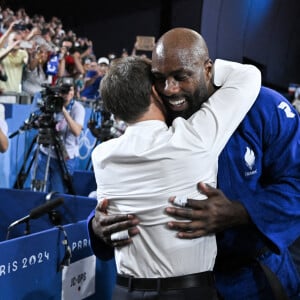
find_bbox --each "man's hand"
[165,182,250,239]
[92,199,140,247]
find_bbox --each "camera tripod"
[30,127,75,194]
[12,122,75,194]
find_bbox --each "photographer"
[0,20,28,93]
[57,37,85,81]
[33,83,85,194]
[22,44,50,98]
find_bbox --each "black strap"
[255,247,289,300]
[258,261,289,300]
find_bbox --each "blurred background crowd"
[0,5,142,105]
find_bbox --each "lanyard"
[65,99,75,113]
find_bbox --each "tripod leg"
[54,137,76,195]
[31,146,51,192]
[13,135,38,189]
[31,144,40,191]
[42,152,51,192]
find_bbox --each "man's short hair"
[100,56,153,123]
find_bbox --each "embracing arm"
[87,209,114,260]
[189,59,261,155]
[166,93,300,253]
[166,182,251,238]
[87,199,140,258]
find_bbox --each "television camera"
[35,84,66,148]
[39,84,64,115]
[9,84,64,140]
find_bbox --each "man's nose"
[164,77,180,95]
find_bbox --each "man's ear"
[151,86,161,102]
[151,85,168,118]
[204,59,213,81]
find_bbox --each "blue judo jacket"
[215,86,300,299]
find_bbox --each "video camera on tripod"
[11,84,74,193]
[30,84,73,192]
[9,84,64,140]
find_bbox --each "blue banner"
[0,188,116,300]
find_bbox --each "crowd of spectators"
[0,6,123,105]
